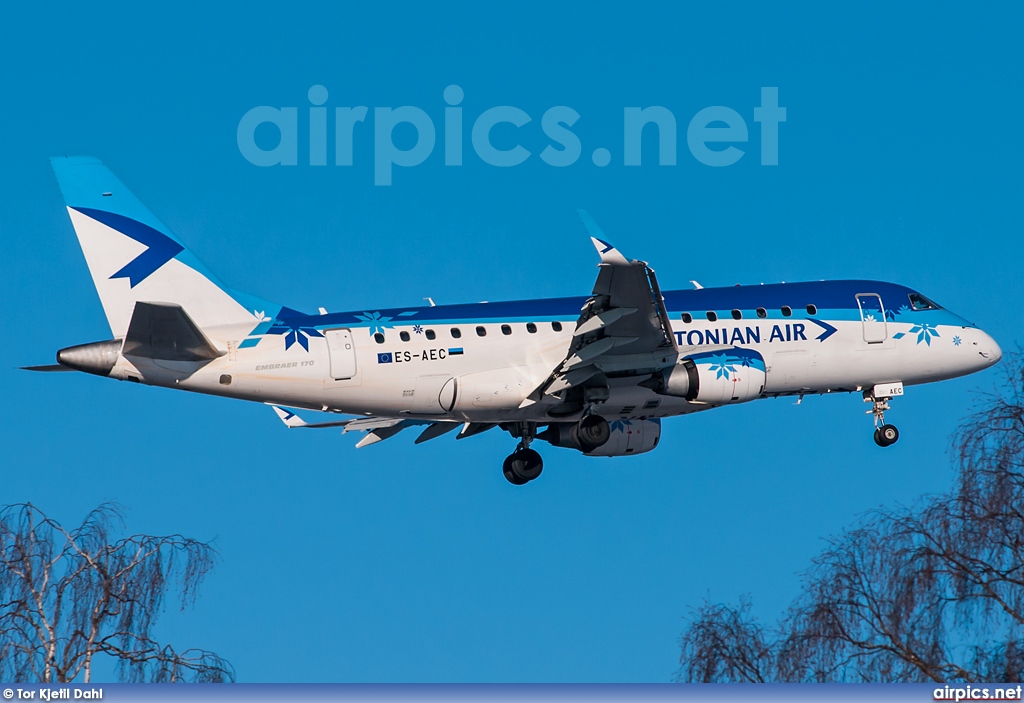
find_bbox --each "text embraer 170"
[28,157,1002,485]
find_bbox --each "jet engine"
[538,418,661,456]
[654,347,766,404]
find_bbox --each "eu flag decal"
[377,352,393,364]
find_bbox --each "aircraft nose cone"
[972,330,1002,368]
[985,333,1002,365]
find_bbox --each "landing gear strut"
[503,423,544,485]
[864,390,900,447]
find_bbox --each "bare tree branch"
[679,352,1024,682]
[0,503,233,683]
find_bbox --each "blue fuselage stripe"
[268,279,971,332]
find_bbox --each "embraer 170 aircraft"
[29,157,1002,485]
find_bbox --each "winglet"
[578,210,629,265]
[271,405,307,428]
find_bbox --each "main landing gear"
[503,422,543,485]
[503,446,543,485]
[864,390,900,447]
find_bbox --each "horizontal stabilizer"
[122,302,224,362]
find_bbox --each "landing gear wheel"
[502,454,528,485]
[874,424,899,447]
[503,447,543,484]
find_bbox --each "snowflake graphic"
[897,304,910,316]
[413,325,424,334]
[265,319,324,351]
[609,419,633,432]
[953,335,962,347]
[707,354,738,380]
[884,308,896,321]
[863,314,876,323]
[909,322,940,346]
[355,311,394,336]
[354,310,419,337]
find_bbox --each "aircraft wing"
[524,212,679,403]
[269,406,465,447]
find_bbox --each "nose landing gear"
[864,388,900,447]
[874,424,900,447]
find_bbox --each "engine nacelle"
[539,418,661,457]
[659,348,766,404]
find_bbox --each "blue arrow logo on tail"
[808,318,837,342]
[73,208,184,288]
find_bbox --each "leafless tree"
[679,354,1024,683]
[0,502,233,683]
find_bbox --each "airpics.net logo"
[236,85,786,186]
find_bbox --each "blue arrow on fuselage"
[808,318,838,342]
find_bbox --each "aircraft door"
[856,293,888,344]
[325,328,357,379]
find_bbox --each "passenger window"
[552,321,563,332]
[425,329,436,340]
[374,333,385,344]
[400,331,410,342]
[526,323,537,333]
[756,307,767,319]
[909,293,939,311]
[501,324,512,335]
[706,311,718,322]
[450,327,462,339]
[476,326,487,337]
[781,306,792,317]
[731,309,742,320]
[681,313,692,324]
[806,304,817,315]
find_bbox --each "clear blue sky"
[2,3,1021,683]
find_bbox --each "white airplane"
[28,157,1002,485]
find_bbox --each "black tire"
[879,424,899,446]
[873,428,885,447]
[577,415,611,452]
[509,447,543,482]
[503,454,528,485]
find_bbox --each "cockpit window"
[908,293,940,311]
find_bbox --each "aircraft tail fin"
[50,157,281,339]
